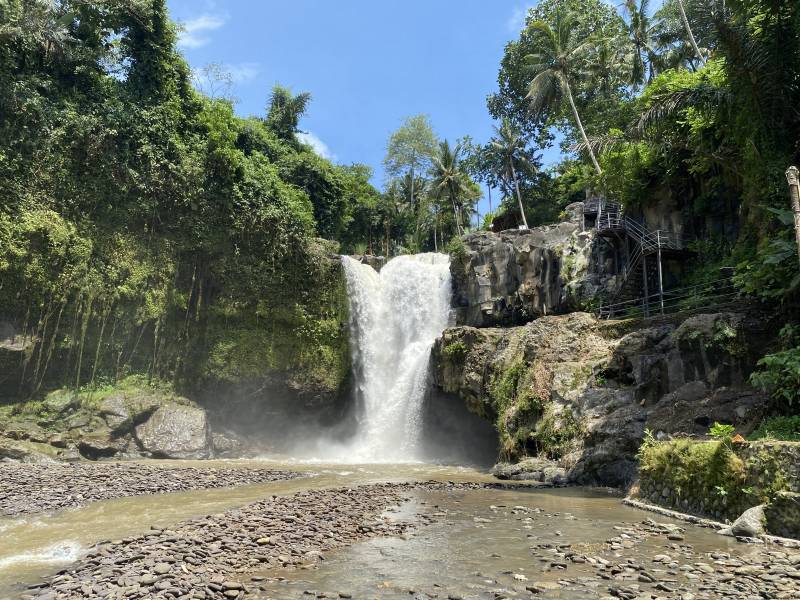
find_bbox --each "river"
[3,460,792,600]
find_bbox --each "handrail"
[598,277,736,320]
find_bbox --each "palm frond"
[570,132,627,155]
[634,83,732,135]
[526,69,562,117]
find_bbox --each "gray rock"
[450,208,611,327]
[97,394,130,429]
[134,403,212,459]
[77,436,119,460]
[349,254,386,272]
[720,504,766,538]
[212,432,244,458]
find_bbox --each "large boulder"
[450,204,613,327]
[431,310,771,487]
[134,403,212,459]
[720,504,766,538]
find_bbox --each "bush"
[749,416,800,442]
[750,325,800,409]
[445,236,468,260]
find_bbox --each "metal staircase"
[583,200,691,319]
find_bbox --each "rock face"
[134,403,212,459]
[450,203,613,327]
[431,310,772,486]
[349,254,386,272]
[0,387,221,462]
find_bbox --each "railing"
[584,198,601,214]
[598,277,737,320]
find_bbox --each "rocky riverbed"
[19,481,491,600]
[255,487,800,600]
[0,463,301,517]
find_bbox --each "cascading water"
[341,253,452,462]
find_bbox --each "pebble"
[0,463,302,517]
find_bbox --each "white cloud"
[178,14,227,49]
[297,132,336,161]
[506,4,535,33]
[227,62,259,84]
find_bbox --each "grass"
[749,415,800,442]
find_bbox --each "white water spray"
[341,253,452,462]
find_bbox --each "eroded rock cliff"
[431,311,773,486]
[450,203,614,327]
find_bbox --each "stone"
[720,505,766,539]
[77,436,119,460]
[134,403,212,459]
[450,210,610,328]
[212,432,243,458]
[431,308,770,488]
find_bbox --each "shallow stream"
[0,461,787,600]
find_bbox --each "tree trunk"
[90,301,112,388]
[786,166,800,266]
[35,301,65,393]
[677,0,706,66]
[450,195,463,236]
[564,77,603,175]
[510,162,529,229]
[75,295,94,388]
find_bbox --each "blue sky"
[165,1,657,218]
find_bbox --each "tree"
[265,85,311,142]
[383,114,438,248]
[430,140,475,236]
[489,119,537,229]
[624,0,661,88]
[675,0,706,66]
[383,114,438,180]
[525,11,603,174]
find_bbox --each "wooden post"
[786,166,800,266]
[642,254,650,318]
[656,232,665,315]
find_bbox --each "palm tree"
[430,141,471,237]
[676,0,706,66]
[399,170,428,251]
[489,119,534,229]
[624,0,661,88]
[524,11,602,174]
[265,85,311,141]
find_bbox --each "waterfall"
[341,253,452,462]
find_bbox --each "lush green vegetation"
[750,415,800,441]
[2,0,799,410]
[472,0,799,422]
[479,0,800,295]
[0,0,374,400]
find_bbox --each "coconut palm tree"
[676,0,706,66]
[489,119,534,229]
[430,141,471,237]
[524,11,602,174]
[624,0,661,88]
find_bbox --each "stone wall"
[638,440,800,538]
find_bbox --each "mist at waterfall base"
[207,254,497,466]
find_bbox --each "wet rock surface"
[257,489,800,600]
[450,206,610,327]
[22,482,494,600]
[431,311,771,487]
[0,463,301,517]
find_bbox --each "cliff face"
[449,203,614,327]
[431,311,772,486]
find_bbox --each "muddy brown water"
[0,460,760,599]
